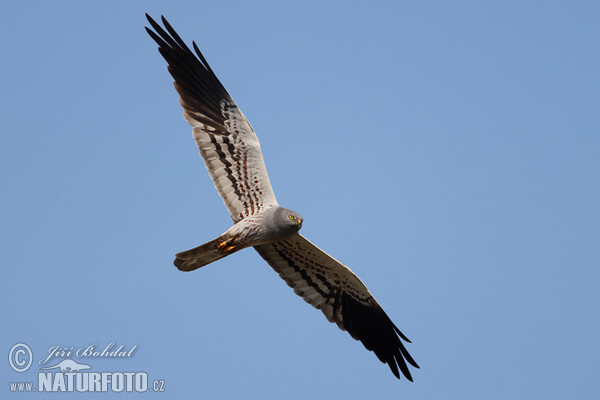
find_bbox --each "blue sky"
[2,1,599,398]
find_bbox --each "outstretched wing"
[146,15,278,222]
[254,234,419,380]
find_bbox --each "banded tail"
[174,234,242,271]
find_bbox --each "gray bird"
[146,14,419,380]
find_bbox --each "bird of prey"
[146,14,419,380]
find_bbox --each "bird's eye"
[289,214,295,220]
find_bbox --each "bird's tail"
[174,234,242,271]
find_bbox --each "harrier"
[146,14,419,380]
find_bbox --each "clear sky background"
[2,1,599,399]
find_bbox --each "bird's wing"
[254,234,419,380]
[146,15,278,222]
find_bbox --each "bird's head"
[286,210,303,229]
[276,207,303,234]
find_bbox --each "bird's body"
[146,14,419,380]
[175,206,303,271]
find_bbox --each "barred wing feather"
[254,234,419,380]
[146,15,278,222]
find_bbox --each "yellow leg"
[217,239,237,252]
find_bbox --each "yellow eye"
[289,214,295,220]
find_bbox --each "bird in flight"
[145,14,419,380]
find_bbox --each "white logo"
[8,343,165,393]
[8,343,33,373]
[39,358,91,372]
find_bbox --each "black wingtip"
[341,293,419,381]
[145,13,157,27]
